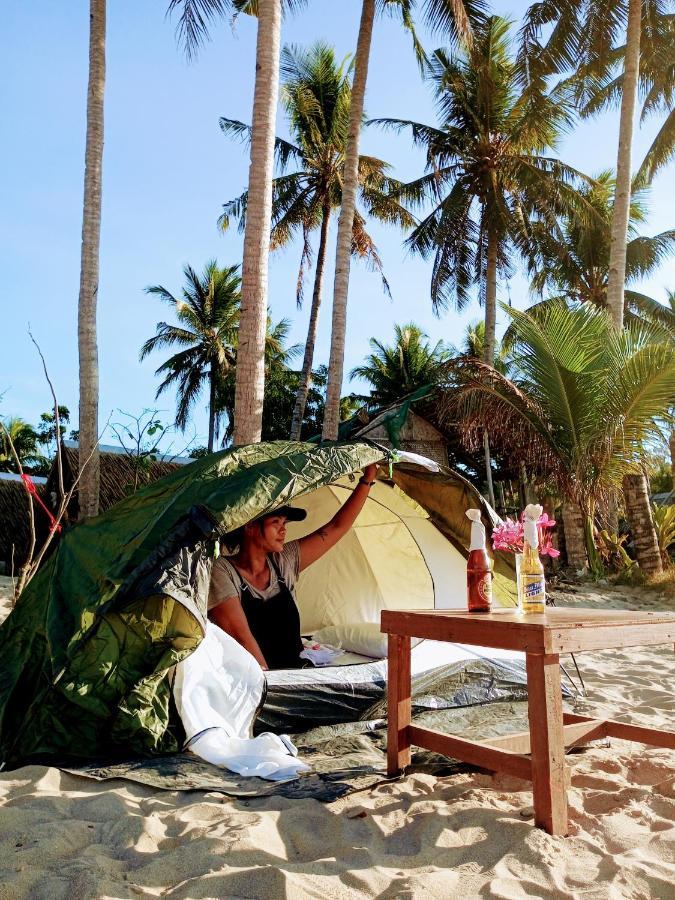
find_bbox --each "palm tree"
[445,303,675,574]
[219,42,414,440]
[215,315,302,444]
[527,171,675,323]
[350,323,450,405]
[576,15,675,188]
[0,419,45,474]
[322,0,485,440]
[78,0,106,519]
[140,262,241,452]
[167,0,304,446]
[520,0,668,329]
[373,17,593,365]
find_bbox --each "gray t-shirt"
[208,540,301,611]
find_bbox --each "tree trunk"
[290,204,331,441]
[232,0,281,446]
[322,0,376,440]
[606,0,641,329]
[484,230,498,364]
[481,229,498,508]
[670,427,675,492]
[561,502,588,571]
[207,360,217,453]
[77,0,106,520]
[623,472,663,575]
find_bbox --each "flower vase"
[515,552,524,610]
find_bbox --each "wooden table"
[381,607,675,836]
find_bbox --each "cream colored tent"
[285,462,517,634]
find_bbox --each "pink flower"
[492,510,560,557]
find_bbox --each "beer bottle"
[521,504,546,614]
[466,509,492,612]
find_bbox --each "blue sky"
[2,0,674,450]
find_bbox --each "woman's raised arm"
[298,463,378,571]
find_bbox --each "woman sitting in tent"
[208,464,378,670]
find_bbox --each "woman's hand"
[362,463,377,483]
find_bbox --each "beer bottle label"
[478,575,492,604]
[522,576,545,607]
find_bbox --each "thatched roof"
[46,443,186,521]
[0,474,49,569]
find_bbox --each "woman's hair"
[222,527,243,554]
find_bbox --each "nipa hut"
[0,472,49,573]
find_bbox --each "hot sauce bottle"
[466,509,493,612]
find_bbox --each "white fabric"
[300,639,345,666]
[312,622,422,659]
[393,450,441,472]
[173,621,309,781]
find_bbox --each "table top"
[380,607,675,654]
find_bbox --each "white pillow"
[312,622,421,659]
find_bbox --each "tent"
[0,440,516,769]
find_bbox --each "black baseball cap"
[262,504,307,522]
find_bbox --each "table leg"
[387,633,411,776]
[526,652,568,836]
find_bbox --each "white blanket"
[173,621,310,782]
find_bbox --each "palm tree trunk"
[290,204,331,441]
[484,230,498,364]
[670,427,675,492]
[606,0,641,329]
[77,0,106,520]
[481,229,498,508]
[561,502,587,571]
[322,0,376,440]
[207,360,217,453]
[623,472,663,575]
[232,0,282,446]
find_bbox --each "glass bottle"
[521,504,546,614]
[466,509,493,612]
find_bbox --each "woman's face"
[256,515,288,553]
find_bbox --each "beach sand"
[0,575,673,899]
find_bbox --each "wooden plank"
[381,610,547,653]
[380,608,675,655]
[387,633,411,776]
[546,624,675,654]
[408,725,532,780]
[602,719,675,750]
[527,653,568,836]
[484,718,607,755]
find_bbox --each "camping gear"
[466,508,492,612]
[0,439,516,769]
[173,620,309,781]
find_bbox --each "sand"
[0,575,673,899]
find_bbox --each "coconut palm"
[350,323,451,405]
[215,315,302,444]
[574,14,675,188]
[0,419,46,474]
[372,17,593,366]
[77,0,106,519]
[140,262,241,452]
[526,171,675,324]
[444,303,675,574]
[219,42,415,440]
[520,0,668,329]
[167,0,306,446]
[322,0,486,440]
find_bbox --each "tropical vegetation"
[444,303,675,573]
[219,41,414,440]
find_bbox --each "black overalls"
[239,557,305,669]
